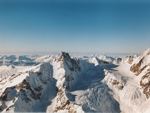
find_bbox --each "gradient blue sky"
[0,0,150,54]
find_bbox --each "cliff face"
[56,52,81,90]
[130,49,150,98]
[46,52,82,113]
[0,63,57,112]
[130,49,150,75]
[139,66,150,98]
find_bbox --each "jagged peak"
[61,52,71,59]
[56,52,80,72]
[57,51,72,62]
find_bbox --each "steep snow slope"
[0,66,17,79]
[46,52,82,113]
[103,48,150,113]
[72,82,120,113]
[0,63,56,112]
[0,50,149,113]
[47,52,120,113]
[130,49,150,98]
[103,63,148,113]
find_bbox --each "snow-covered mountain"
[0,55,36,66]
[0,49,149,113]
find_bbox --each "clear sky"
[0,0,150,54]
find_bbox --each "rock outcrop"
[130,49,150,98]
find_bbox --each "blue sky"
[0,0,150,54]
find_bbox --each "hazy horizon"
[0,0,150,53]
[0,50,140,57]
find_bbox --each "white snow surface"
[0,49,149,113]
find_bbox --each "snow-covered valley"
[0,49,149,113]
